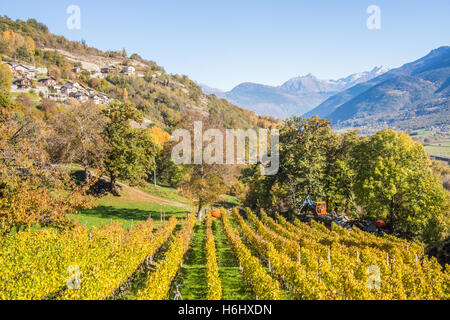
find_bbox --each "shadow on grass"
[215,201,236,210]
[82,206,188,221]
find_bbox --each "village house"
[122,66,136,76]
[47,92,66,102]
[13,78,31,89]
[6,63,47,78]
[38,77,57,87]
[51,85,63,93]
[61,82,80,95]
[73,67,82,74]
[70,91,89,103]
[34,66,48,75]
[11,63,33,77]
[101,65,117,74]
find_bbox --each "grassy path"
[212,218,254,300]
[171,221,208,300]
[71,185,190,230]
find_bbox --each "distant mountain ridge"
[305,46,450,131]
[200,66,388,119]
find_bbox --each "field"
[410,128,450,159]
[1,184,449,300]
[425,142,450,158]
[69,183,192,230]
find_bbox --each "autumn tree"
[0,64,12,92]
[0,31,35,61]
[181,164,226,220]
[0,94,93,234]
[150,126,171,186]
[46,102,107,180]
[176,116,229,219]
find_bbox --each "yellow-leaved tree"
[0,92,94,235]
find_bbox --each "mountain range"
[305,46,450,131]
[200,66,389,119]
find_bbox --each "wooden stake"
[268,251,271,272]
[318,258,321,282]
[298,246,301,264]
[328,247,331,265]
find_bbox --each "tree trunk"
[197,201,205,221]
[84,167,91,183]
[110,172,118,196]
[154,170,157,188]
[388,198,396,231]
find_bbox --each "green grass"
[212,218,254,300]
[170,221,208,300]
[411,129,434,137]
[69,188,189,230]
[425,142,450,158]
[9,91,41,101]
[140,183,192,205]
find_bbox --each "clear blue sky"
[1,0,449,90]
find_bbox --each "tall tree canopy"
[353,129,449,242]
[102,102,160,194]
[242,120,449,243]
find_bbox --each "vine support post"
[298,246,301,264]
[328,247,331,266]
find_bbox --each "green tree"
[277,117,332,210]
[102,102,160,194]
[155,142,190,187]
[353,129,449,242]
[323,130,360,215]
